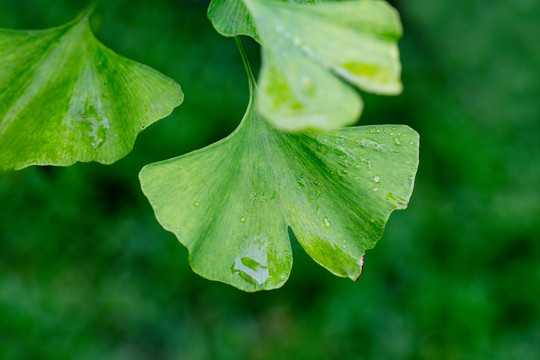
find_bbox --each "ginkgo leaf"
[0,9,183,170]
[208,0,260,41]
[139,89,418,292]
[207,0,332,41]
[243,0,402,131]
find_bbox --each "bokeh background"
[1,0,539,359]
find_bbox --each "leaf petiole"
[235,37,257,94]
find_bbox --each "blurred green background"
[1,0,539,359]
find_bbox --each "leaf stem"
[235,37,256,94]
[78,0,99,21]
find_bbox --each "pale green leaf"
[0,10,183,170]
[244,0,402,131]
[139,94,419,292]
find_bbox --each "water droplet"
[374,176,380,183]
[387,193,408,210]
[355,137,385,152]
[373,187,379,192]
[231,235,270,285]
[315,135,326,144]
[194,202,200,207]
[240,217,246,223]
[393,137,402,146]
[360,157,372,169]
[68,99,110,149]
[323,217,331,228]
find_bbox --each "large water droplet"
[240,217,246,223]
[194,202,200,207]
[232,235,269,285]
[68,98,110,149]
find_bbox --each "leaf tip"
[353,255,366,282]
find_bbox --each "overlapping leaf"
[0,10,183,170]
[208,0,332,41]
[208,0,260,41]
[140,87,419,291]
[208,0,402,132]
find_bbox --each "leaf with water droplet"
[0,8,183,170]
[233,0,402,131]
[207,0,401,131]
[139,87,418,291]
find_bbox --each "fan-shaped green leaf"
[139,93,418,292]
[0,10,183,170]
[208,0,260,41]
[243,0,402,131]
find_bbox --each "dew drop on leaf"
[323,217,331,228]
